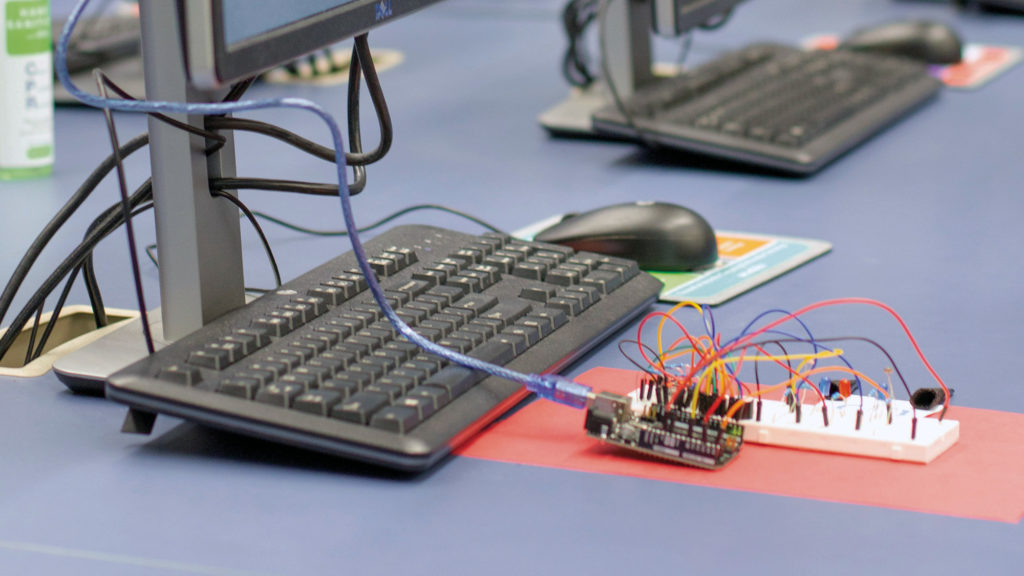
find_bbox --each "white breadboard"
[738,397,959,463]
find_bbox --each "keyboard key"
[366,383,406,402]
[547,296,582,317]
[291,296,327,317]
[377,374,417,395]
[331,391,390,424]
[437,336,473,354]
[480,301,532,330]
[530,308,568,331]
[252,316,292,337]
[223,331,268,355]
[370,406,422,433]
[294,390,343,416]
[427,285,466,306]
[188,349,231,370]
[423,366,485,397]
[280,372,319,392]
[158,364,202,386]
[308,285,349,306]
[216,378,261,399]
[493,333,528,357]
[520,286,556,303]
[467,339,515,365]
[322,373,370,397]
[512,261,546,281]
[382,247,418,268]
[581,270,624,294]
[396,395,436,420]
[406,386,451,411]
[256,383,304,408]
[411,269,446,287]
[367,256,399,277]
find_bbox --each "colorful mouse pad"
[515,217,831,306]
[457,367,1024,524]
[803,35,1022,90]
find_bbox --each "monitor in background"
[651,0,746,37]
[54,0,444,389]
[539,0,747,137]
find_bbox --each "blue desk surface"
[2,0,1023,573]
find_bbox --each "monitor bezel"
[183,0,444,89]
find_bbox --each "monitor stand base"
[53,312,167,396]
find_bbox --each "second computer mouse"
[534,201,717,271]
[840,20,963,64]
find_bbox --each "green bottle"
[0,0,54,180]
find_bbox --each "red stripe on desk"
[456,367,1024,524]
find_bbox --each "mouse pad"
[803,35,1022,90]
[457,367,1024,524]
[515,217,831,306]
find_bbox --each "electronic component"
[739,397,959,463]
[584,377,746,469]
[910,387,953,410]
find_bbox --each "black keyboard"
[106,225,662,470]
[592,43,942,174]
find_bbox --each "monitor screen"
[222,0,361,47]
[652,0,746,36]
[185,0,445,88]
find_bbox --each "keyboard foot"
[121,408,157,435]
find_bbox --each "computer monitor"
[185,0,444,89]
[651,0,746,37]
[140,0,443,342]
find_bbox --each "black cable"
[561,0,601,87]
[0,132,149,338]
[211,177,339,196]
[752,341,791,390]
[210,190,282,288]
[94,70,227,154]
[617,339,663,377]
[30,265,81,362]
[96,70,155,354]
[346,39,368,194]
[252,203,506,237]
[0,184,153,362]
[81,255,107,328]
[0,71,257,363]
[206,117,337,162]
[349,33,393,166]
[24,302,46,366]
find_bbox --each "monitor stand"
[54,0,245,393]
[539,0,655,137]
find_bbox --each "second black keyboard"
[106,225,662,470]
[592,43,942,174]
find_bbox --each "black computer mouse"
[840,20,963,65]
[534,201,717,271]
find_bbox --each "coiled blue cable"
[56,0,591,409]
